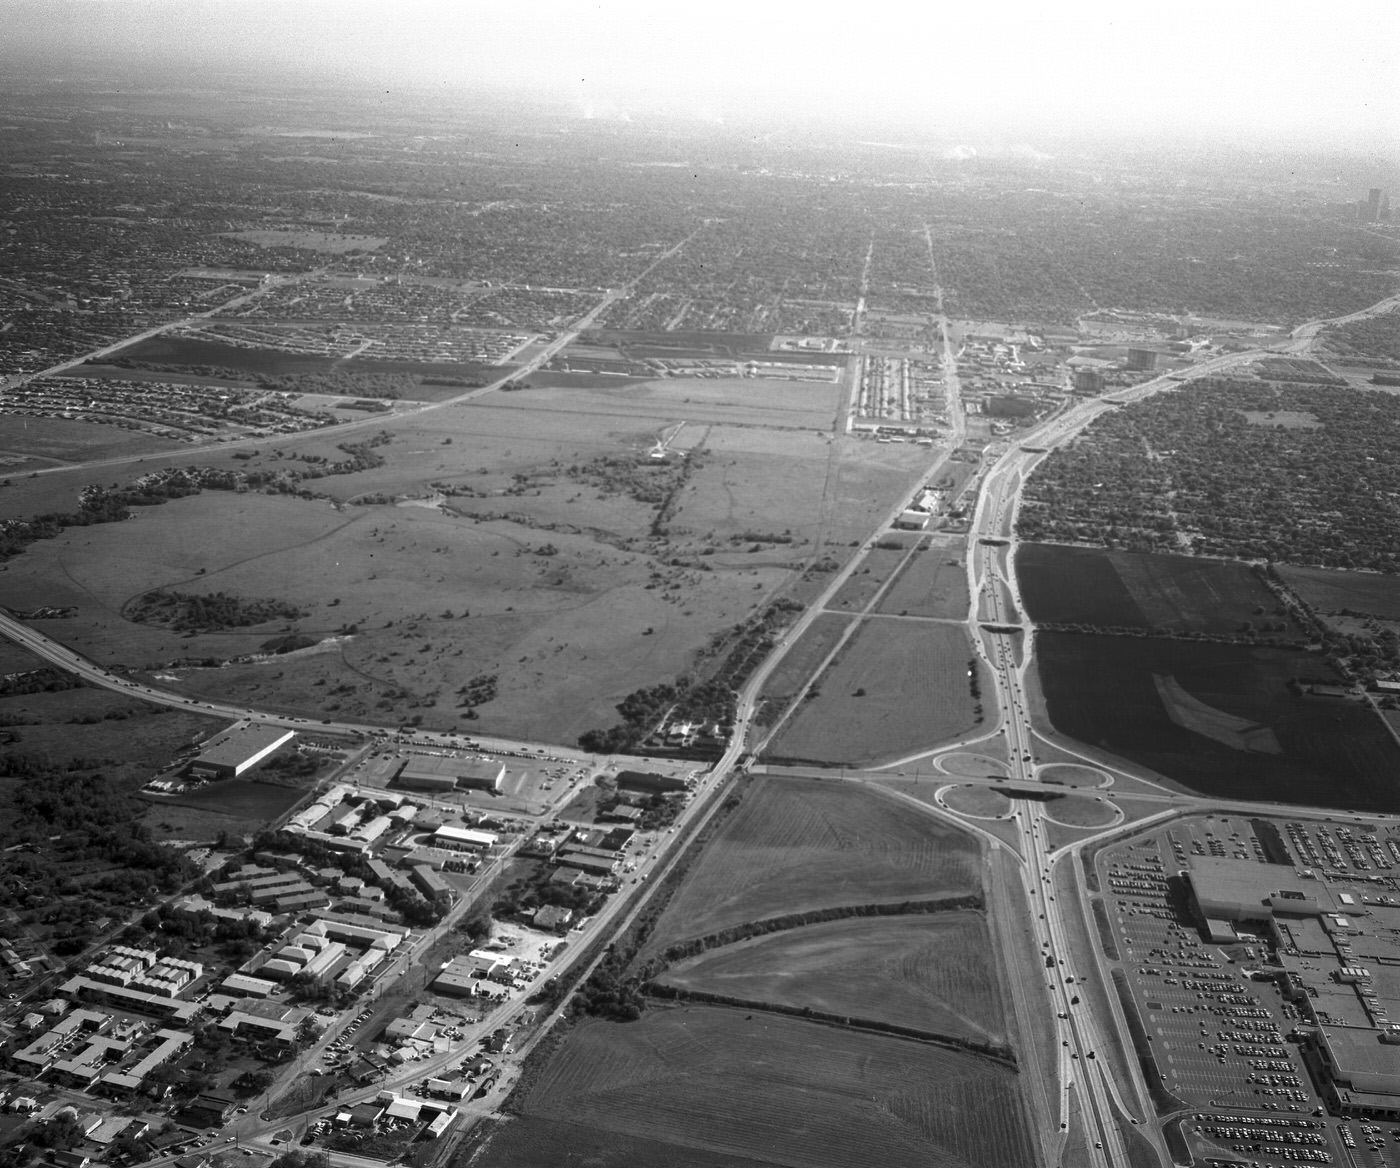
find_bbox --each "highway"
[952,346,1289,1167]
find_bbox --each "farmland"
[656,912,1007,1046]
[766,619,986,765]
[1275,563,1400,620]
[642,776,981,956]
[1034,632,1400,811]
[485,1005,1037,1168]
[1017,545,1294,637]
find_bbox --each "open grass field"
[657,912,1007,1045]
[940,784,1014,818]
[1276,563,1400,619]
[0,683,218,785]
[643,776,981,955]
[1038,763,1109,788]
[469,1116,774,1168]
[828,546,911,611]
[1040,793,1117,827]
[767,619,984,765]
[1017,544,1290,636]
[0,413,186,466]
[0,369,930,745]
[108,333,509,384]
[875,542,971,619]
[1035,632,1400,811]
[506,375,844,433]
[491,1005,1037,1168]
[754,611,851,723]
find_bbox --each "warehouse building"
[396,755,506,793]
[431,825,498,853]
[189,724,296,779]
[615,769,688,794]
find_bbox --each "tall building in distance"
[1358,187,1389,223]
[1125,347,1157,372]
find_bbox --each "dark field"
[1035,632,1400,811]
[1276,563,1400,619]
[1017,544,1289,635]
[108,334,509,384]
[149,778,308,820]
[483,1005,1037,1168]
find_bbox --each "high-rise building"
[1125,348,1157,372]
[1073,368,1105,394]
[1359,188,1388,223]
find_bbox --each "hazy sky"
[4,0,1398,149]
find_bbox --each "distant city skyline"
[1,0,1397,153]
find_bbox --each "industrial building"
[188,723,296,779]
[431,825,498,853]
[615,769,688,795]
[396,755,506,793]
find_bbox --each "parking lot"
[1097,815,1400,1168]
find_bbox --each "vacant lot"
[767,619,985,765]
[657,912,1006,1045]
[1017,544,1290,636]
[828,546,911,611]
[644,776,980,955]
[0,372,928,745]
[153,778,309,821]
[109,333,508,384]
[1036,632,1400,811]
[1276,563,1400,619]
[0,678,218,787]
[508,375,843,433]
[754,612,852,726]
[489,1005,1036,1168]
[876,543,970,619]
[0,413,185,466]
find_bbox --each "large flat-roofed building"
[615,769,688,795]
[189,724,296,779]
[1315,1026,1400,1118]
[1188,853,1400,1118]
[431,825,497,853]
[397,756,505,793]
[1184,855,1343,922]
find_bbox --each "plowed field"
[656,911,1006,1044]
[642,776,980,956]
[484,1006,1036,1168]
